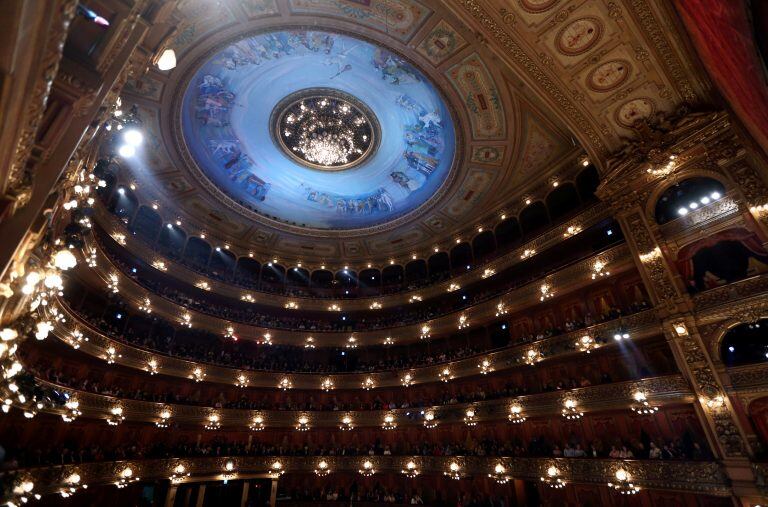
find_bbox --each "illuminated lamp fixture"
[639,247,661,263]
[401,372,414,387]
[315,460,330,477]
[180,312,192,328]
[269,461,285,475]
[563,225,581,238]
[328,304,341,312]
[10,477,36,504]
[579,156,590,167]
[249,414,265,431]
[103,345,121,364]
[284,301,299,310]
[204,413,221,430]
[749,202,768,217]
[444,461,462,480]
[495,301,508,316]
[482,268,496,279]
[112,233,127,245]
[508,403,526,424]
[61,400,81,422]
[576,334,598,354]
[419,325,431,340]
[608,468,640,495]
[464,408,477,426]
[145,358,159,375]
[541,466,565,488]
[705,394,726,410]
[235,374,249,388]
[490,463,509,484]
[68,329,87,349]
[85,250,97,267]
[539,283,553,302]
[151,260,167,271]
[613,328,631,341]
[524,197,532,205]
[631,391,659,415]
[304,336,315,348]
[402,460,419,478]
[551,179,559,188]
[156,409,171,428]
[591,260,610,279]
[155,48,176,71]
[278,377,292,390]
[189,367,205,382]
[448,283,460,292]
[241,293,255,303]
[170,463,189,484]
[458,314,469,330]
[361,377,375,390]
[296,415,310,431]
[479,358,493,375]
[370,301,382,310]
[423,411,438,429]
[321,378,335,391]
[524,348,542,366]
[562,398,583,420]
[35,320,53,340]
[106,406,125,426]
[138,297,152,313]
[346,336,358,349]
[521,248,536,260]
[61,472,86,497]
[224,461,236,474]
[107,273,119,293]
[53,248,78,270]
[409,295,422,303]
[359,460,376,476]
[383,336,395,346]
[673,323,688,336]
[115,467,138,488]
[195,281,210,291]
[259,333,272,345]
[340,414,354,431]
[224,326,236,340]
[438,368,453,383]
[382,413,397,430]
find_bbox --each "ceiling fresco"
[180,29,455,230]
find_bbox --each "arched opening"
[157,224,186,258]
[495,217,521,249]
[472,230,496,262]
[721,319,768,366]
[286,267,310,287]
[234,257,261,287]
[209,248,236,279]
[654,177,726,224]
[335,269,357,289]
[676,228,768,293]
[311,269,334,289]
[109,187,138,220]
[261,263,285,284]
[183,237,211,269]
[359,268,381,288]
[382,265,404,287]
[428,252,450,282]
[519,201,550,236]
[405,260,428,285]
[545,183,581,222]
[131,206,162,244]
[576,164,600,201]
[450,242,473,271]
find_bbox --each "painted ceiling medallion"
[587,59,631,92]
[615,97,656,128]
[556,18,603,56]
[181,29,455,230]
[518,0,560,14]
[272,88,379,171]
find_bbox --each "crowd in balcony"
[64,295,647,375]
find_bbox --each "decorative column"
[194,484,206,507]
[164,484,178,507]
[596,109,767,505]
[240,481,250,507]
[269,478,278,507]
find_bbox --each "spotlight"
[117,187,125,195]
[677,207,688,216]
[118,145,136,158]
[711,191,721,199]
[123,129,143,146]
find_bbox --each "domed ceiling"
[180,29,455,230]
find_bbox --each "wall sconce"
[296,415,310,431]
[68,329,87,349]
[539,283,554,302]
[448,283,460,292]
[382,413,397,430]
[521,248,536,260]
[138,297,152,313]
[576,334,598,354]
[180,313,192,328]
[340,414,354,431]
[259,333,272,345]
[419,325,431,340]
[383,336,395,345]
[508,403,526,423]
[438,368,453,383]
[241,293,255,303]
[321,378,335,391]
[315,460,330,477]
[106,406,124,426]
[235,374,249,388]
[249,414,265,431]
[328,304,341,312]
[115,467,138,488]
[479,358,493,375]
[284,301,299,310]
[189,367,205,383]
[540,466,565,488]
[482,268,496,279]
[402,460,419,478]
[490,463,509,484]
[423,411,438,429]
[103,345,120,364]
[563,225,582,238]
[278,377,293,390]
[524,348,542,365]
[107,273,120,293]
[608,468,640,494]
[369,301,382,310]
[346,336,358,349]
[495,301,508,316]
[61,400,81,422]
[409,295,422,303]
[170,464,189,484]
[304,336,315,348]
[562,398,583,420]
[361,377,375,390]
[271,461,284,476]
[631,391,659,415]
[464,408,477,426]
[359,460,376,476]
[458,314,469,329]
[156,409,171,428]
[591,260,610,279]
[204,413,221,430]
[195,281,210,291]
[224,326,236,340]
[401,372,414,387]
[444,461,462,480]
